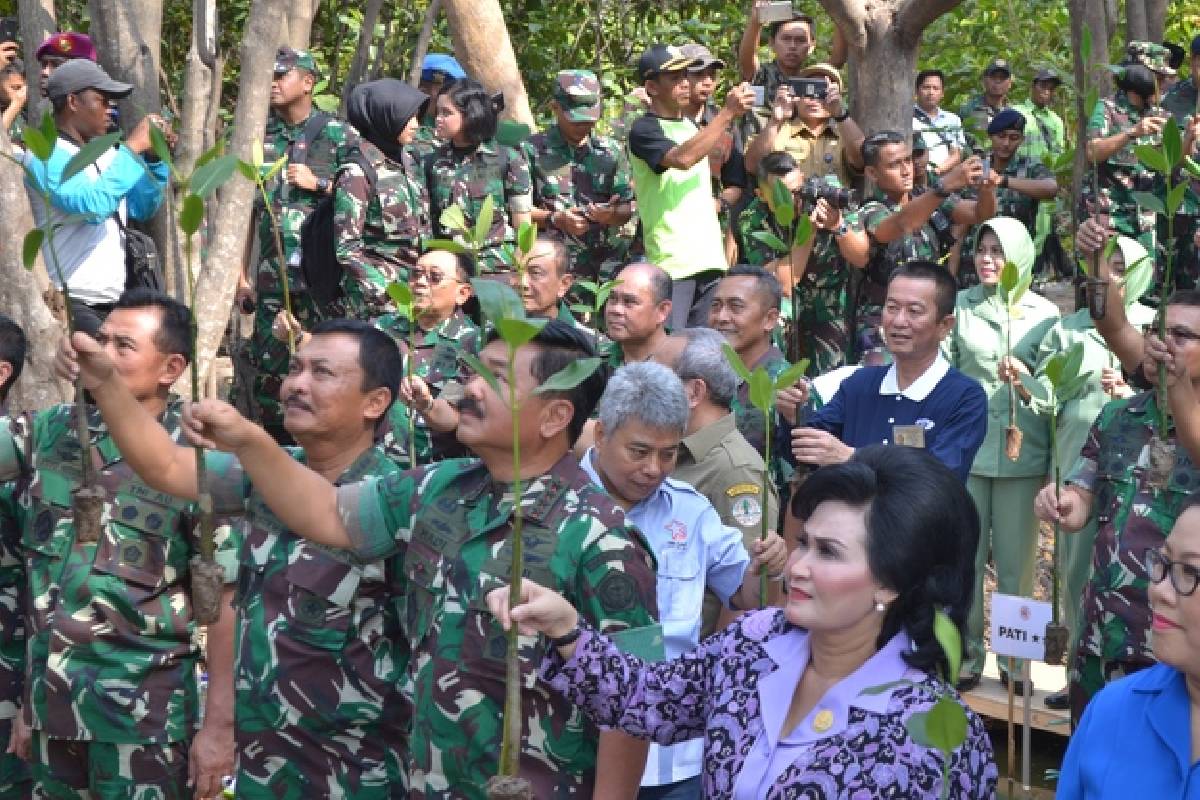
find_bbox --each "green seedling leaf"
[1132,191,1167,216]
[22,229,44,270]
[517,220,536,256]
[495,317,545,348]
[474,194,495,248]
[908,695,969,754]
[774,361,809,391]
[60,131,122,183]
[235,160,258,181]
[1076,257,1090,278]
[1019,373,1049,404]
[264,154,288,182]
[999,260,1031,306]
[1184,156,1200,178]
[1122,254,1154,307]
[22,127,52,162]
[423,238,469,255]
[769,178,795,229]
[1084,88,1099,119]
[1168,182,1189,217]
[149,124,174,172]
[721,342,753,382]
[933,609,962,684]
[189,154,238,198]
[195,141,224,170]
[440,204,467,235]
[1163,117,1182,169]
[387,281,414,309]
[472,278,526,327]
[793,215,814,249]
[1135,145,1168,175]
[750,230,789,253]
[858,678,918,696]
[1101,234,1119,265]
[1057,372,1095,403]
[533,357,602,395]
[460,351,500,395]
[1060,341,1085,384]
[568,303,589,315]
[1081,26,1092,62]
[748,368,774,411]
[179,193,205,236]
[495,119,532,147]
[251,139,264,169]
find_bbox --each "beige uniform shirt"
[749,118,849,186]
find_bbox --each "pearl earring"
[875,600,886,613]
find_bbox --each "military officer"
[524,70,635,281]
[958,59,1012,152]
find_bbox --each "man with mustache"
[61,319,661,800]
[60,318,414,797]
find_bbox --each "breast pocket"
[657,545,703,623]
[92,496,182,593]
[282,543,362,651]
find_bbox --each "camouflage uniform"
[238,93,359,438]
[426,140,533,274]
[1161,77,1200,289]
[731,344,793,495]
[376,310,480,465]
[1084,91,1163,253]
[524,71,635,281]
[333,139,430,321]
[0,404,238,799]
[856,190,955,362]
[958,155,1055,271]
[410,123,441,161]
[205,445,408,798]
[336,455,661,799]
[0,484,29,800]
[1066,392,1200,724]
[958,93,1006,152]
[734,196,854,376]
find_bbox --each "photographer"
[0,57,25,144]
[854,130,995,364]
[733,150,867,374]
[743,63,864,188]
[22,60,172,335]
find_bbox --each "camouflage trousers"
[1068,654,1154,729]
[234,725,406,799]
[0,720,29,799]
[231,292,323,444]
[30,733,188,800]
[790,285,850,377]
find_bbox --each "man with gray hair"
[656,327,781,636]
[582,360,787,800]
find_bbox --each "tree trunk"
[192,0,288,388]
[1125,0,1148,46]
[407,0,442,87]
[339,0,385,114]
[441,0,535,128]
[819,0,963,138]
[17,0,56,121]
[285,0,319,51]
[1080,0,1112,98]
[1145,0,1167,43]
[0,130,71,411]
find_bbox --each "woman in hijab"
[334,78,431,320]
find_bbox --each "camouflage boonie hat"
[274,47,318,76]
[1125,41,1176,75]
[553,70,603,122]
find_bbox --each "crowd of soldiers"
[2,4,1200,799]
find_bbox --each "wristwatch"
[316,177,330,194]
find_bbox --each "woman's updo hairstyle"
[1116,64,1158,101]
[445,78,499,148]
[789,445,980,679]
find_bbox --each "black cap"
[46,59,133,101]
[987,107,1026,135]
[983,58,1012,77]
[1162,42,1186,71]
[1032,68,1062,85]
[637,44,700,82]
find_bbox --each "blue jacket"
[24,139,167,223]
[1059,662,1200,799]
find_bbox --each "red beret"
[35,32,97,63]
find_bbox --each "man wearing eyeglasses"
[1034,288,1200,726]
[384,249,480,464]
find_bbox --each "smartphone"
[980,156,991,184]
[0,18,19,45]
[787,78,827,100]
[751,85,766,107]
[758,1,795,24]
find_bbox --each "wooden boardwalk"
[962,655,1071,736]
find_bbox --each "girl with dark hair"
[333,78,431,320]
[426,78,533,273]
[487,444,998,798]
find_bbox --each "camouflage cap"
[1125,41,1176,75]
[274,47,318,77]
[553,70,603,122]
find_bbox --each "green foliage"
[533,357,603,395]
[21,229,43,271]
[1121,255,1154,308]
[179,193,205,236]
[569,278,622,318]
[932,611,962,685]
[190,155,239,198]
[998,259,1031,308]
[61,132,123,183]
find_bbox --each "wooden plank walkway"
[962,655,1071,737]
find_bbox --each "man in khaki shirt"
[657,327,780,635]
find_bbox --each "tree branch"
[407,0,442,87]
[816,0,869,52]
[895,0,964,45]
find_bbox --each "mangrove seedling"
[236,142,292,350]
[998,257,1033,461]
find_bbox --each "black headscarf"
[346,78,429,161]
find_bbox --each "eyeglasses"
[1166,325,1200,345]
[1144,548,1200,597]
[410,269,458,286]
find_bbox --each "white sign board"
[990,593,1053,661]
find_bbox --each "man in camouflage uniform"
[0,316,29,800]
[733,151,865,374]
[514,236,608,351]
[958,59,1012,152]
[1084,41,1177,257]
[234,47,357,443]
[63,319,415,797]
[524,70,634,282]
[958,109,1059,280]
[856,130,994,363]
[17,292,237,799]
[1161,36,1200,289]
[148,320,663,799]
[333,79,431,321]
[381,249,480,466]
